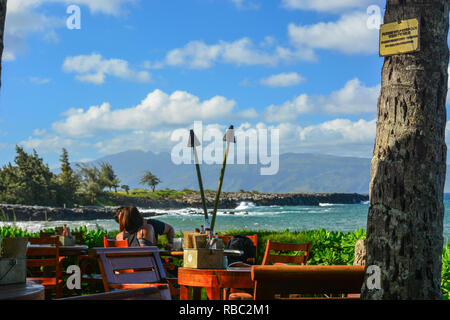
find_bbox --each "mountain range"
[82,150,371,193]
[83,150,450,194]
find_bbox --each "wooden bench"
[229,265,365,300]
[91,247,172,300]
[58,287,165,300]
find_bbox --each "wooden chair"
[219,234,258,264]
[93,247,172,300]
[103,236,180,298]
[40,230,82,245]
[58,287,168,300]
[26,237,65,299]
[262,240,311,265]
[39,231,56,238]
[229,265,365,300]
[219,234,257,300]
[72,231,83,245]
[104,237,129,248]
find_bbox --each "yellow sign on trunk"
[379,18,420,56]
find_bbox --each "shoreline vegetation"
[0,189,368,222]
[0,146,370,222]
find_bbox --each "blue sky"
[0,0,446,168]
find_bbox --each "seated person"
[147,217,175,250]
[114,206,175,249]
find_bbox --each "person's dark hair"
[114,207,125,224]
[119,206,143,234]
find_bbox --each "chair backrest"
[261,240,311,265]
[40,230,83,245]
[39,231,55,238]
[219,234,258,248]
[72,231,83,245]
[104,237,129,248]
[93,247,169,298]
[252,265,365,300]
[27,236,61,277]
[219,234,258,263]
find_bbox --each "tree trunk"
[0,0,6,89]
[362,0,448,299]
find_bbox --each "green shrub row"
[1,225,448,299]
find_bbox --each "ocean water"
[2,200,449,241]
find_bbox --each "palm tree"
[140,171,161,192]
[362,0,448,300]
[99,162,120,192]
[121,185,130,194]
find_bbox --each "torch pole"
[210,140,231,234]
[193,145,209,221]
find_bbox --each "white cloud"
[165,41,222,69]
[61,0,135,16]
[288,12,379,54]
[33,129,47,136]
[20,133,91,155]
[51,89,244,137]
[264,78,380,121]
[94,130,174,155]
[2,50,16,62]
[260,72,305,87]
[447,65,450,104]
[62,53,151,84]
[4,0,133,61]
[7,0,134,17]
[230,0,260,10]
[281,0,380,13]
[23,117,378,159]
[161,37,316,69]
[29,76,51,85]
[255,119,377,157]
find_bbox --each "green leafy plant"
[1,225,448,299]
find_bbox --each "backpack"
[225,234,256,265]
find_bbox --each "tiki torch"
[210,125,236,234]
[188,129,209,225]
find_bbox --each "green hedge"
[1,225,449,299]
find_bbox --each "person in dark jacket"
[114,206,175,249]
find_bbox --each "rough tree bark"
[361,0,449,300]
[0,0,6,89]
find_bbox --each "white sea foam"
[235,201,256,210]
[138,207,204,216]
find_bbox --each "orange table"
[159,250,184,257]
[178,267,253,300]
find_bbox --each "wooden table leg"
[180,285,190,300]
[192,287,202,300]
[206,287,221,300]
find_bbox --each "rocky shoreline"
[0,192,369,222]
